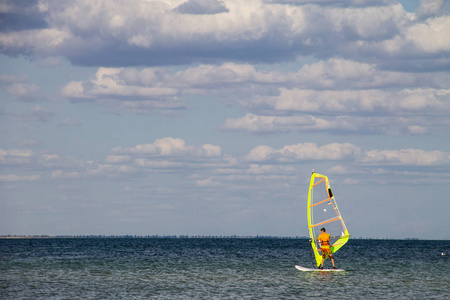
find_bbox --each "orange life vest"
[318,232,331,248]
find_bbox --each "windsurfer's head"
[321,228,326,233]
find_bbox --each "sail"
[307,172,350,267]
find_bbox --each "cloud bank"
[1,0,449,71]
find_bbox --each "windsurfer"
[316,227,336,269]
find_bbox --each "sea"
[0,238,448,299]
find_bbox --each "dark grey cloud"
[174,0,229,15]
[0,0,48,33]
[65,40,302,68]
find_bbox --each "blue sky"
[1,0,449,239]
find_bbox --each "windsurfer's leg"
[330,256,335,268]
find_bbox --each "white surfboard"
[295,265,344,272]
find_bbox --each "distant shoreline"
[0,235,304,239]
[0,235,426,240]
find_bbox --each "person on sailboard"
[316,228,336,269]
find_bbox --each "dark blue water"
[0,238,448,299]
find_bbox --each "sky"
[1,0,449,239]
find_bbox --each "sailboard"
[296,171,350,271]
[295,265,344,272]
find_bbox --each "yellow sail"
[307,172,350,267]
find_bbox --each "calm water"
[0,238,448,299]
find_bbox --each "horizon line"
[0,235,433,240]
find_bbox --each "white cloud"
[37,154,86,170]
[405,16,450,53]
[61,62,286,112]
[0,174,40,182]
[133,159,183,169]
[196,177,221,187]
[265,0,396,6]
[357,14,450,71]
[0,149,34,164]
[59,59,450,134]
[2,0,447,70]
[62,59,450,98]
[0,74,27,84]
[5,106,55,122]
[245,142,361,162]
[222,113,380,134]
[0,74,48,102]
[417,0,444,19]
[6,83,41,100]
[326,165,350,174]
[173,63,286,87]
[47,138,229,182]
[106,155,132,164]
[361,149,450,166]
[221,84,450,135]
[0,28,71,57]
[222,114,289,134]
[62,68,178,99]
[271,88,449,114]
[342,177,360,185]
[407,125,429,135]
[51,170,82,179]
[291,59,426,89]
[113,137,222,158]
[62,67,183,113]
[51,163,139,180]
